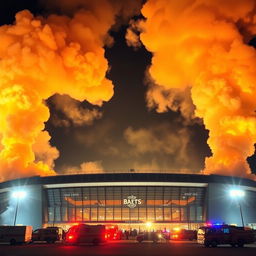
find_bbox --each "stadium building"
[0,173,256,231]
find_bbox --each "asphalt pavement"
[0,240,255,256]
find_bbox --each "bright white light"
[229,189,245,198]
[12,191,27,199]
[146,222,152,228]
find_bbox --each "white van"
[0,226,32,245]
[65,224,106,245]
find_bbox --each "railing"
[60,169,205,175]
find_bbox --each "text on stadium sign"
[123,195,142,208]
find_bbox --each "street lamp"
[229,189,245,227]
[12,191,27,226]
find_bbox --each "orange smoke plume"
[131,0,256,178]
[0,8,114,181]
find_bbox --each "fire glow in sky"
[1,0,256,181]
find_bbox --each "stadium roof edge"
[0,173,256,189]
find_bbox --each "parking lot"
[0,240,256,256]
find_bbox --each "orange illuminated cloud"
[0,0,144,182]
[131,0,256,179]
[0,8,115,181]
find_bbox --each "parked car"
[32,227,63,243]
[136,231,161,243]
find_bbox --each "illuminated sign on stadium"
[123,195,142,208]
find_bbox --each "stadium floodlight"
[229,189,245,227]
[12,191,27,199]
[229,189,245,198]
[12,190,27,226]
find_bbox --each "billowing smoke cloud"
[32,131,59,169]
[127,0,256,178]
[43,0,143,25]
[0,0,144,182]
[0,2,122,181]
[50,94,102,127]
[62,161,104,174]
[125,19,142,48]
[124,124,190,167]
[146,84,197,122]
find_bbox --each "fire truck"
[197,224,256,247]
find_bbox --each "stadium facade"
[0,173,256,231]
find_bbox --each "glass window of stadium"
[45,186,205,230]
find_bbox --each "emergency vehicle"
[0,226,32,245]
[197,224,256,247]
[171,229,197,240]
[65,224,106,245]
[105,225,122,240]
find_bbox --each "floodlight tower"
[229,189,245,227]
[12,191,27,226]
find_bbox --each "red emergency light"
[67,235,74,240]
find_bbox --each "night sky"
[1,0,256,176]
